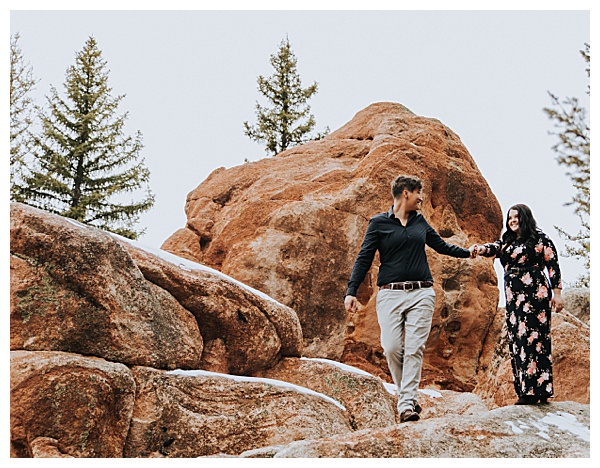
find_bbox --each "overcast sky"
[8,4,591,288]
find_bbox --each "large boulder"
[121,241,302,375]
[236,401,590,458]
[124,366,352,457]
[256,359,493,429]
[10,202,302,375]
[162,102,503,391]
[10,350,136,458]
[252,357,398,429]
[10,202,203,370]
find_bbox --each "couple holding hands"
[344,175,564,423]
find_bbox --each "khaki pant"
[376,287,436,413]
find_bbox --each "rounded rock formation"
[163,102,503,390]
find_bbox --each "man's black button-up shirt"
[346,207,470,297]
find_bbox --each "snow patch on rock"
[167,368,346,411]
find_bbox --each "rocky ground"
[10,102,590,458]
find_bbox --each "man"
[345,174,478,422]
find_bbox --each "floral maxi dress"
[483,229,562,399]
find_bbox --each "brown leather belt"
[380,281,434,291]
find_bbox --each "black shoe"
[414,403,422,414]
[515,395,538,405]
[400,409,420,422]
[538,397,550,405]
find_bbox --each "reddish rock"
[10,202,302,375]
[252,357,398,429]
[10,203,203,370]
[120,243,303,375]
[552,312,591,404]
[340,340,392,382]
[252,359,491,430]
[124,366,352,457]
[237,402,590,458]
[475,307,590,408]
[9,174,591,460]
[473,306,517,407]
[10,350,135,458]
[163,102,502,390]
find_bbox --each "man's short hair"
[391,175,423,199]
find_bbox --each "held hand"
[344,295,358,314]
[468,244,478,258]
[477,245,487,255]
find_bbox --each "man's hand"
[468,244,479,258]
[476,245,488,256]
[345,295,358,314]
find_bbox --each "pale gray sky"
[8,5,591,287]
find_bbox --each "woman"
[478,204,564,405]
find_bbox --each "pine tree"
[244,37,329,156]
[543,43,590,287]
[17,36,154,239]
[10,33,38,201]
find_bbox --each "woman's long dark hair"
[501,204,540,248]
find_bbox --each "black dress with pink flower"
[483,229,562,400]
